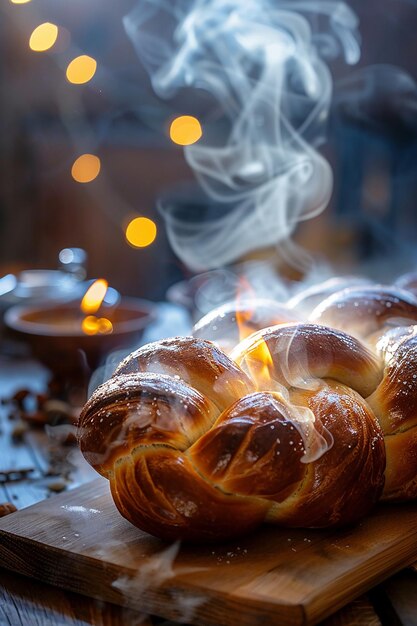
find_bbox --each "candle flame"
[80,279,113,335]
[81,279,108,314]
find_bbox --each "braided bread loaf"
[79,321,391,541]
[310,285,417,501]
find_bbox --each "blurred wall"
[1,0,417,296]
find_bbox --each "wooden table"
[1,355,417,626]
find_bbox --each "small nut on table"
[0,502,17,517]
[47,479,68,493]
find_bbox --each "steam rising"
[124,0,360,270]
[112,541,207,621]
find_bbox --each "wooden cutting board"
[0,478,417,626]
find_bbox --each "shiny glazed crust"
[307,286,417,502]
[310,286,417,340]
[368,328,417,500]
[231,323,383,397]
[79,328,388,541]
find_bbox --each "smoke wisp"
[124,0,360,270]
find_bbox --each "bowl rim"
[4,297,157,337]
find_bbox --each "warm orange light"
[81,279,108,314]
[81,315,113,335]
[66,55,97,84]
[254,337,274,387]
[81,315,99,335]
[71,154,101,183]
[235,334,274,391]
[235,278,257,342]
[97,317,113,334]
[169,115,202,146]
[236,306,255,342]
[29,23,58,52]
[234,279,273,389]
[125,217,157,248]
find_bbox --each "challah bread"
[79,326,386,541]
[287,276,371,316]
[192,298,299,354]
[367,326,417,500]
[309,285,417,341]
[190,381,385,529]
[230,324,385,525]
[113,336,255,411]
[230,323,383,397]
[79,339,266,541]
[79,372,220,478]
[80,336,254,476]
[308,286,417,502]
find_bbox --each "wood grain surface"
[0,568,154,626]
[320,596,382,626]
[1,479,417,626]
[0,356,416,626]
[0,566,393,626]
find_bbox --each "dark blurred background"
[1,0,417,300]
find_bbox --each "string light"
[29,23,59,52]
[169,115,202,146]
[71,154,101,183]
[66,55,97,84]
[125,217,157,248]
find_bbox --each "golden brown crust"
[110,447,270,542]
[188,392,306,502]
[367,326,417,500]
[79,372,219,477]
[382,428,417,501]
[288,276,371,315]
[271,381,386,527]
[232,323,382,398]
[192,299,299,352]
[368,329,417,434]
[78,325,392,541]
[188,381,384,530]
[114,336,255,411]
[310,286,417,340]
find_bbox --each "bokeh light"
[66,55,97,84]
[81,279,108,314]
[82,315,113,335]
[71,154,101,183]
[169,115,202,146]
[10,0,32,4]
[125,217,157,248]
[59,248,75,264]
[29,23,58,52]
